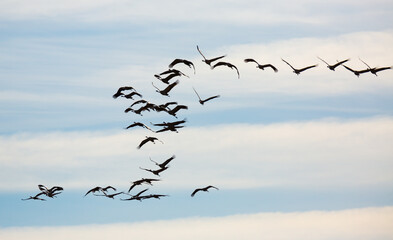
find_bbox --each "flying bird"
[154,72,182,84]
[156,69,189,78]
[343,65,371,77]
[191,185,219,197]
[142,194,169,200]
[121,188,149,201]
[38,185,63,198]
[244,58,278,72]
[124,122,154,132]
[139,166,169,176]
[152,119,186,133]
[166,104,188,118]
[128,178,160,193]
[197,45,226,66]
[193,87,220,105]
[22,192,46,201]
[154,101,179,112]
[317,57,350,71]
[152,80,179,96]
[95,191,124,199]
[168,59,195,74]
[149,155,175,169]
[359,58,392,76]
[113,86,135,99]
[137,136,164,149]
[84,186,117,196]
[281,58,318,75]
[121,91,143,100]
[211,61,240,78]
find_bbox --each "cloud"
[1,117,392,191]
[1,206,392,240]
[0,0,392,27]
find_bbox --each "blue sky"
[1,0,393,239]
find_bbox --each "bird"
[125,103,156,115]
[165,104,188,118]
[137,136,164,149]
[317,57,349,71]
[193,87,220,105]
[139,166,169,176]
[121,91,143,100]
[154,101,179,112]
[95,191,124,199]
[281,58,318,75]
[130,99,149,108]
[244,58,278,72]
[37,185,63,198]
[149,155,175,169]
[197,45,226,66]
[191,185,219,197]
[124,122,154,132]
[113,86,135,99]
[154,72,182,84]
[359,58,392,76]
[168,59,195,74]
[343,65,371,77]
[22,192,46,201]
[141,194,169,200]
[121,188,149,201]
[128,178,160,193]
[156,69,189,78]
[84,186,116,196]
[211,61,240,78]
[151,119,186,128]
[152,80,179,97]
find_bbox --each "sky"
[1,0,393,239]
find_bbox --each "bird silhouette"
[156,69,189,78]
[22,192,46,201]
[149,155,176,169]
[125,122,154,132]
[191,185,219,197]
[84,186,116,196]
[168,59,195,74]
[38,185,63,198]
[211,61,240,78]
[343,65,371,77]
[152,80,179,96]
[121,91,143,100]
[359,58,392,76]
[139,166,169,176]
[193,87,220,105]
[113,86,135,99]
[317,57,349,71]
[154,72,182,84]
[281,58,318,75]
[244,58,278,72]
[152,119,186,133]
[95,191,124,199]
[197,45,226,66]
[128,178,160,193]
[142,194,169,200]
[121,188,149,201]
[137,136,164,149]
[165,104,188,118]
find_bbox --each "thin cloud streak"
[1,117,392,191]
[0,0,392,27]
[1,207,392,240]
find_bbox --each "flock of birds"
[22,45,391,202]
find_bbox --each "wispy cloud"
[1,0,392,28]
[1,117,392,191]
[1,206,392,240]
